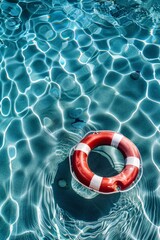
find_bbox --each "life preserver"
[71,131,141,193]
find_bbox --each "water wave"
[0,0,160,239]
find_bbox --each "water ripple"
[0,0,160,239]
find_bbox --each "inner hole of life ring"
[88,145,125,177]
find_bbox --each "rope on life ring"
[70,131,142,194]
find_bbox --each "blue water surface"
[0,0,160,239]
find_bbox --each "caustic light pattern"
[0,0,160,239]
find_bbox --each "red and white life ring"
[71,131,141,193]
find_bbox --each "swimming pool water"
[0,0,160,239]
